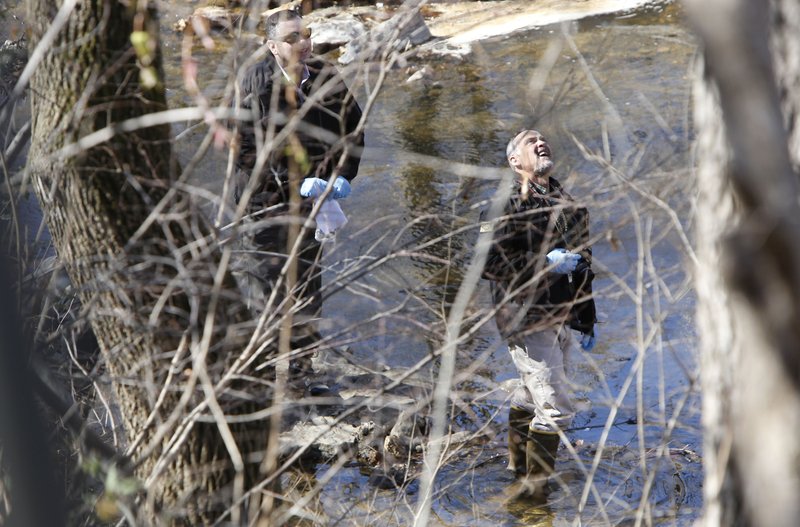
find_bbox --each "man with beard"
[482,129,597,499]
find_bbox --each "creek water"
[170,2,700,524]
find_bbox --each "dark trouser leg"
[244,224,323,381]
[286,237,323,380]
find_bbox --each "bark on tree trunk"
[692,55,742,527]
[688,1,800,526]
[25,0,271,523]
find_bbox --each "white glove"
[546,248,581,274]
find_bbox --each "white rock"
[339,8,432,65]
[307,14,368,53]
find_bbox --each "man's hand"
[579,330,596,351]
[546,248,581,274]
[331,176,351,199]
[300,177,327,198]
[300,177,351,199]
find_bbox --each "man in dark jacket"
[482,129,596,499]
[231,8,364,380]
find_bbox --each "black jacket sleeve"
[302,59,363,182]
[342,96,364,182]
[234,60,278,175]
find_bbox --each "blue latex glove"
[546,248,581,274]
[580,331,596,351]
[300,177,327,198]
[331,176,351,199]
[300,177,351,199]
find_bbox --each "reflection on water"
[180,2,699,525]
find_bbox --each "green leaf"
[105,464,142,497]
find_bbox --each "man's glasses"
[276,27,312,44]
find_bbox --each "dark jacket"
[233,55,364,213]
[481,177,596,335]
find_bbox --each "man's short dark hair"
[265,9,302,40]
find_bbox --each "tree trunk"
[688,1,800,526]
[25,0,270,523]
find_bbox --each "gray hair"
[506,136,519,160]
[506,130,530,162]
